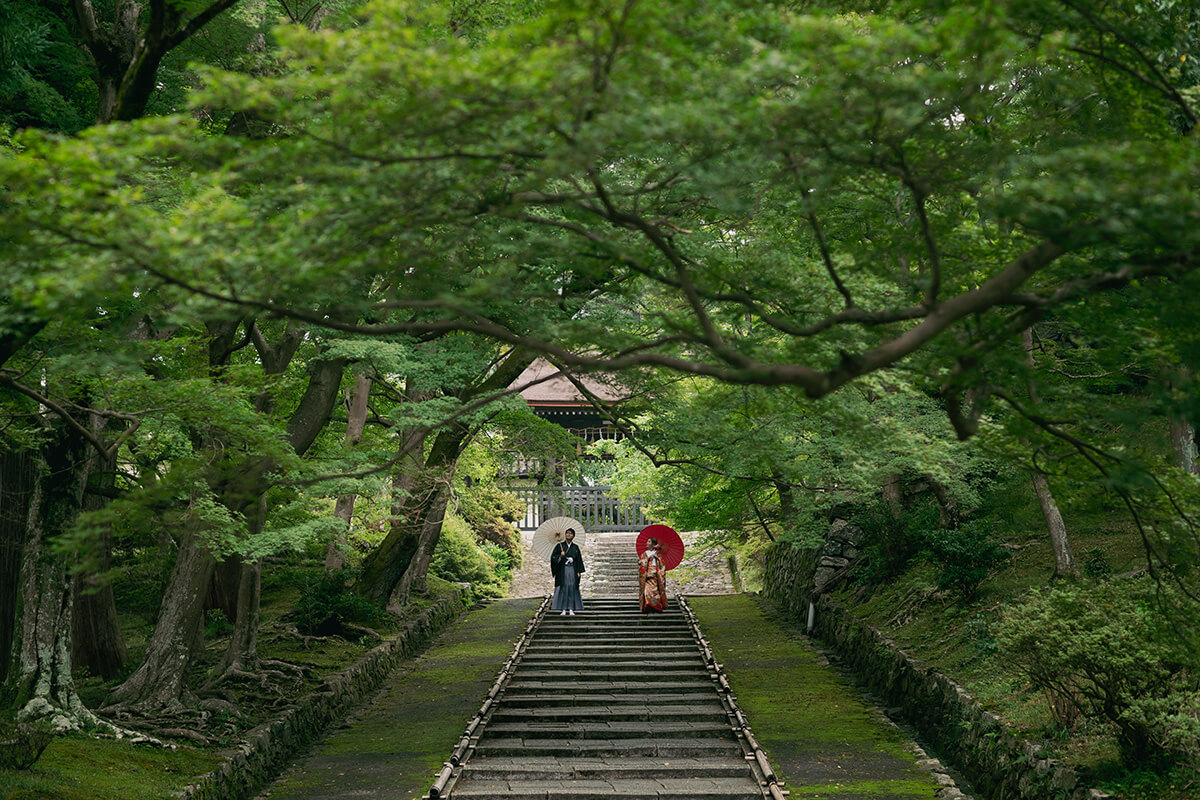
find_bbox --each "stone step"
[511,669,711,683]
[483,720,736,740]
[521,642,698,652]
[489,705,729,723]
[456,755,752,781]
[530,635,695,645]
[450,776,762,800]
[498,690,719,708]
[471,737,743,759]
[519,654,703,665]
[505,679,715,693]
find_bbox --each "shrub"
[852,500,939,585]
[430,514,509,597]
[924,521,1009,602]
[294,569,385,636]
[456,484,524,567]
[995,576,1200,767]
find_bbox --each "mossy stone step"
[503,681,714,695]
[450,776,762,800]
[483,720,736,740]
[489,704,728,723]
[514,668,709,680]
[471,737,742,759]
[496,690,718,708]
[519,654,703,665]
[456,755,753,780]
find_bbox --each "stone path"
[446,597,765,800]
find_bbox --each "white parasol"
[531,516,585,561]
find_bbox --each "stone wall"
[763,547,1107,800]
[180,588,470,800]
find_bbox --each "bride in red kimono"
[639,537,668,612]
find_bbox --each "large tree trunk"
[0,448,36,686]
[1170,367,1198,475]
[1022,328,1078,579]
[71,413,128,680]
[209,350,344,681]
[1172,418,1198,475]
[390,474,453,609]
[104,529,215,712]
[326,374,373,572]
[356,346,535,606]
[209,498,264,680]
[4,426,103,730]
[881,472,904,519]
[71,529,128,681]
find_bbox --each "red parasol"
[636,524,685,570]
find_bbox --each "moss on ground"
[689,595,937,799]
[261,597,541,799]
[836,507,1195,798]
[0,735,221,800]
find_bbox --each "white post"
[806,601,816,634]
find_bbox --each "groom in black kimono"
[550,528,585,615]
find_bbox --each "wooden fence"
[503,485,650,532]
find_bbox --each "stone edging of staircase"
[178,586,471,800]
[810,595,1112,800]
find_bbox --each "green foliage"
[455,483,523,563]
[1082,547,1114,578]
[0,1,90,131]
[294,569,386,636]
[429,513,509,597]
[853,501,940,586]
[995,576,1200,767]
[924,522,1010,602]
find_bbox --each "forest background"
[1,0,1199,799]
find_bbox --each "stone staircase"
[583,532,641,598]
[448,598,764,800]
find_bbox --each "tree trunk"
[4,426,103,731]
[206,558,242,623]
[1022,327,1078,579]
[390,475,453,609]
[325,374,373,572]
[772,473,797,530]
[1171,418,1198,476]
[104,529,215,712]
[881,472,904,519]
[359,426,465,608]
[1170,366,1198,475]
[70,529,128,681]
[71,413,128,680]
[356,346,534,606]
[355,418,429,604]
[209,495,265,680]
[0,448,36,686]
[926,475,960,528]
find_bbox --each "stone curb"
[178,587,471,800]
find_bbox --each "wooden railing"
[502,484,650,532]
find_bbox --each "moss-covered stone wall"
[760,543,818,620]
[179,588,470,800]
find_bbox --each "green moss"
[0,736,220,800]
[690,595,935,799]
[838,515,1159,777]
[263,597,541,799]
